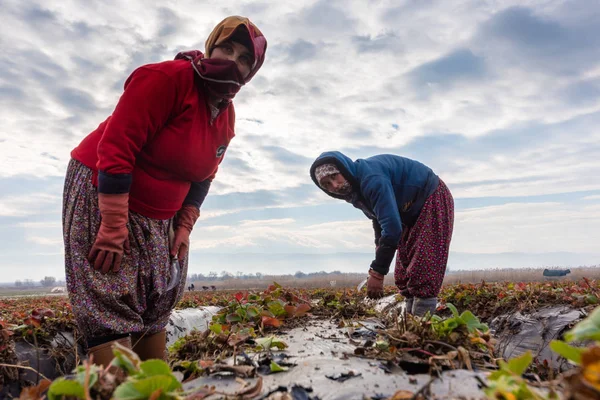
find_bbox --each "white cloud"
[191,218,373,252]
[16,221,62,228]
[0,194,60,217]
[239,218,296,227]
[26,236,63,246]
[453,202,600,253]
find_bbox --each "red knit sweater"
[71,59,235,219]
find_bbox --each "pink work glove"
[366,269,385,299]
[88,193,130,274]
[170,204,200,259]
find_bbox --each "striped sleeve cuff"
[98,170,132,194]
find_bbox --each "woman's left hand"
[170,227,191,259]
[366,269,385,299]
[169,205,200,259]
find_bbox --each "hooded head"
[314,164,352,195]
[174,16,267,101]
[310,151,359,199]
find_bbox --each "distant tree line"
[187,270,348,282]
[15,276,60,288]
[13,271,352,287]
[187,271,264,281]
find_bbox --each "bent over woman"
[63,16,267,368]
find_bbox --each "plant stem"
[0,363,49,380]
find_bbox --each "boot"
[403,297,414,315]
[131,330,167,361]
[87,336,131,381]
[412,297,438,317]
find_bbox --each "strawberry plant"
[0,319,19,390]
[353,303,496,372]
[484,352,550,400]
[483,305,600,399]
[549,306,600,398]
[440,279,600,321]
[47,342,193,400]
[210,283,311,332]
[432,303,489,337]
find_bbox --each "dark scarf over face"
[174,16,267,101]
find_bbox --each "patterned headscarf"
[174,16,267,101]
[205,16,267,83]
[315,164,340,186]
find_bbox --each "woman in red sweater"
[63,16,267,369]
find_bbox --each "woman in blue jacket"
[309,151,454,316]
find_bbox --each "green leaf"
[74,364,100,388]
[209,323,223,335]
[261,309,276,318]
[550,340,584,364]
[47,378,86,400]
[375,340,389,350]
[247,306,260,319]
[236,307,248,319]
[139,359,176,378]
[484,374,540,400]
[168,335,188,354]
[565,306,600,342]
[113,382,144,400]
[444,319,461,332]
[255,336,288,350]
[270,361,289,373]
[506,351,533,376]
[226,313,242,323]
[487,368,509,381]
[460,311,489,333]
[112,342,141,375]
[446,303,459,318]
[267,300,286,317]
[113,375,181,399]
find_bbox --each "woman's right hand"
[88,193,131,273]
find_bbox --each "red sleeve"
[97,66,178,175]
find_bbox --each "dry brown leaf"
[148,388,162,400]
[400,331,421,346]
[564,368,600,400]
[457,346,473,371]
[17,379,52,400]
[581,345,600,391]
[388,389,414,399]
[238,377,263,399]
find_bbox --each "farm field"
[1,277,600,399]
[187,266,600,291]
[2,267,598,298]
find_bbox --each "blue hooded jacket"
[310,151,440,248]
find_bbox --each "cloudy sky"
[1,0,599,281]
